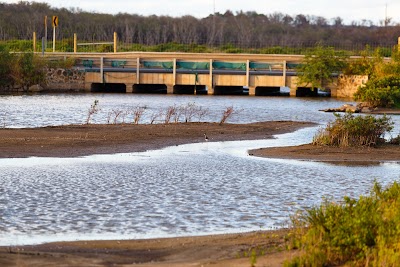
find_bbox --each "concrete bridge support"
[249,87,256,96]
[126,83,134,93]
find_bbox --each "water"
[0,93,355,127]
[1,94,400,246]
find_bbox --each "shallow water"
[1,94,400,246]
[0,93,355,127]
[1,127,399,246]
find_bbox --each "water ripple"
[1,128,399,245]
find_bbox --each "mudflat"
[1,230,299,267]
[0,121,314,158]
[250,143,400,163]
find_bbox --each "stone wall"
[333,74,368,99]
[44,68,86,92]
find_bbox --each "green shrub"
[352,47,400,108]
[285,181,400,267]
[0,49,46,89]
[0,45,16,87]
[4,39,33,52]
[312,112,393,147]
[16,53,47,88]
[343,46,381,76]
[354,76,400,108]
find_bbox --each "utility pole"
[385,3,388,26]
[213,0,215,14]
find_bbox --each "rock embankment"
[321,102,375,113]
[44,68,86,92]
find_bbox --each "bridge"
[50,52,364,98]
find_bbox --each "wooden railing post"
[74,33,77,53]
[114,32,117,53]
[283,60,287,87]
[33,32,36,52]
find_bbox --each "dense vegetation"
[0,2,399,54]
[353,49,400,108]
[0,45,47,90]
[294,44,400,108]
[312,112,394,147]
[286,181,400,267]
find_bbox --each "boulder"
[28,84,44,92]
[320,103,360,113]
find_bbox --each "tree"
[297,45,348,90]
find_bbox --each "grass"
[285,181,400,267]
[312,112,394,147]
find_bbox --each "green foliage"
[297,44,348,90]
[352,47,400,108]
[0,49,46,89]
[344,46,382,76]
[285,181,400,267]
[354,76,400,108]
[0,45,15,87]
[17,52,47,87]
[312,112,393,147]
[3,39,33,52]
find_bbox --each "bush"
[18,53,47,87]
[0,45,16,87]
[354,76,400,108]
[285,181,400,267]
[312,112,393,147]
[353,47,400,108]
[0,49,47,89]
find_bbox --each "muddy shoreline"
[0,121,314,158]
[249,143,400,163]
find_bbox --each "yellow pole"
[114,32,117,53]
[33,32,36,52]
[74,33,77,53]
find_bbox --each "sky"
[3,0,400,25]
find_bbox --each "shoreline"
[1,230,297,267]
[249,143,400,163]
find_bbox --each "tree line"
[0,1,399,50]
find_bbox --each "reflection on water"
[1,127,399,246]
